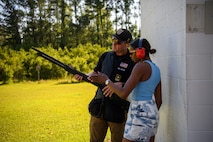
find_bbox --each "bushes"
[0,47,25,83]
[0,44,109,84]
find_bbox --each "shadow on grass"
[55,81,81,85]
[0,83,5,86]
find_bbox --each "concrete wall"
[140,0,213,142]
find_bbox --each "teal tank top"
[131,60,160,101]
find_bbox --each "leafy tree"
[22,0,38,49]
[0,0,140,49]
[0,0,25,49]
[85,0,114,46]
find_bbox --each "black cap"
[113,29,132,42]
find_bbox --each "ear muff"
[136,48,145,59]
[135,38,145,59]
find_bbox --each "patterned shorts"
[123,100,159,142]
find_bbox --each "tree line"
[0,44,108,84]
[0,0,141,50]
[0,0,141,84]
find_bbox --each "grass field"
[0,80,111,142]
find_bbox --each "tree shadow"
[55,81,81,85]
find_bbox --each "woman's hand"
[102,82,123,97]
[102,85,113,97]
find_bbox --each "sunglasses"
[129,50,136,55]
[112,39,123,45]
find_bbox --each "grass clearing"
[0,80,111,142]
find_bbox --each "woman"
[90,38,162,142]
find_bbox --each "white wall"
[186,34,213,141]
[141,0,213,142]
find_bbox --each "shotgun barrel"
[32,47,100,86]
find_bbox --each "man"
[74,28,135,142]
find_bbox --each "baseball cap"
[112,29,132,42]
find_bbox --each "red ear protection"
[135,38,145,59]
[136,48,145,59]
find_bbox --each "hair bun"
[149,49,156,54]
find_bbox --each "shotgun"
[32,47,130,111]
[32,47,99,86]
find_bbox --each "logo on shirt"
[120,62,128,68]
[115,74,121,81]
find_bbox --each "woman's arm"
[154,81,162,110]
[91,62,146,99]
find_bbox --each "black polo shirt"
[94,51,135,83]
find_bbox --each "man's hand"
[74,71,95,82]
[89,72,108,84]
[73,74,83,81]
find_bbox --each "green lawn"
[0,80,111,142]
